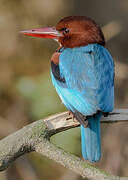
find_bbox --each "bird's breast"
[51,47,65,83]
[51,51,60,65]
[51,46,64,64]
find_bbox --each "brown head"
[20,16,105,48]
[56,16,105,48]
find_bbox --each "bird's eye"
[62,28,69,35]
[59,27,69,35]
[65,28,69,33]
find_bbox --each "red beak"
[20,27,61,39]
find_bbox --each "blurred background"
[0,0,128,179]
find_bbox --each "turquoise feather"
[51,44,114,162]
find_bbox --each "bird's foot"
[66,111,77,122]
[103,112,109,117]
[83,119,88,128]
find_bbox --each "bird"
[21,16,114,162]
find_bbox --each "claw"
[103,112,109,117]
[66,110,76,121]
[83,120,88,128]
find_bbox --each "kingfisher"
[21,16,114,162]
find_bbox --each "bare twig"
[0,109,128,180]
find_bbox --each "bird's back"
[51,44,114,116]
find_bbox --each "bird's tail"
[81,112,102,162]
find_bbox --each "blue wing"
[51,44,114,116]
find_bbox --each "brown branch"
[0,109,128,180]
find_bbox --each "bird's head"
[21,16,105,48]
